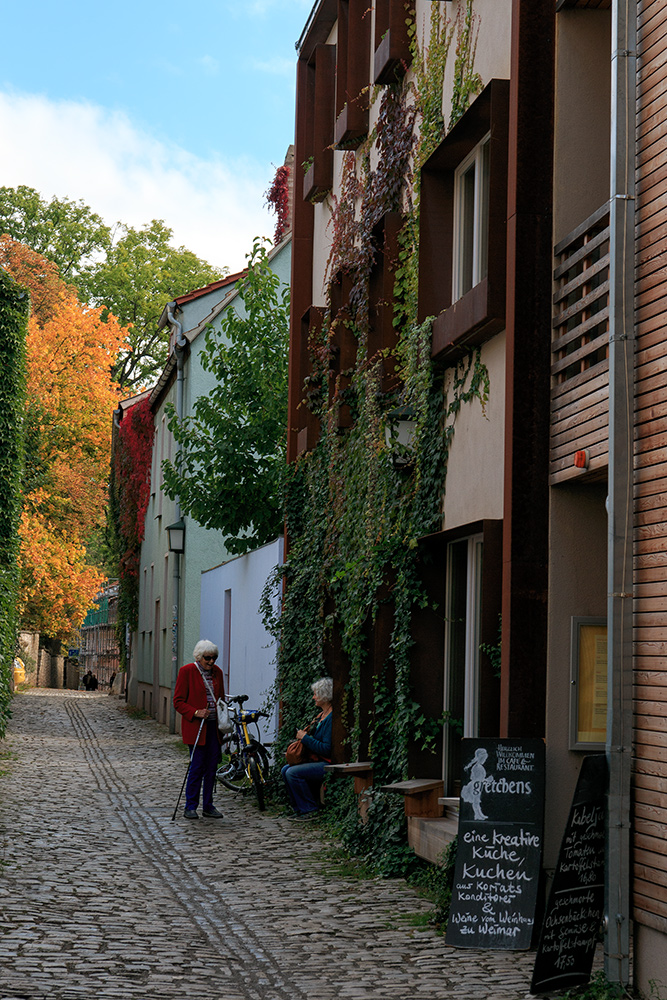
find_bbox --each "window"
[334,0,371,149]
[302,44,336,202]
[453,135,490,302]
[418,79,509,359]
[443,534,483,792]
[373,0,414,85]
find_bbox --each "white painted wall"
[442,330,505,531]
[442,0,512,118]
[200,536,284,743]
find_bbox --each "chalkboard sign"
[446,738,545,950]
[531,754,607,993]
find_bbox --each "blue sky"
[0,1,314,271]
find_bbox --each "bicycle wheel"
[248,756,265,811]
[217,736,249,792]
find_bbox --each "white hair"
[193,639,218,661]
[311,676,333,702]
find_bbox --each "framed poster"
[569,617,607,750]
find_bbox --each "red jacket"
[173,661,225,746]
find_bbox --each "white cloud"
[252,56,296,78]
[0,90,275,272]
[197,55,220,77]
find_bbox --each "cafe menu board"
[446,738,545,951]
[531,754,607,994]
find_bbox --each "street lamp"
[384,405,417,468]
[166,518,186,553]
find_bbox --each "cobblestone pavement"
[0,690,542,1000]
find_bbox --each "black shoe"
[288,811,318,822]
[183,808,199,819]
[202,807,223,818]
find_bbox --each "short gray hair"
[311,676,333,702]
[193,639,218,661]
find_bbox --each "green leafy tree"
[162,239,289,555]
[0,185,112,283]
[0,187,227,389]
[84,220,226,388]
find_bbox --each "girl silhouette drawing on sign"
[461,747,492,820]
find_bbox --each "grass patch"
[312,842,377,881]
[0,747,17,778]
[123,706,150,720]
[553,971,636,1000]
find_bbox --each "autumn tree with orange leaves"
[0,236,124,639]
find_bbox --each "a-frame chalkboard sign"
[531,754,607,993]
[446,738,545,950]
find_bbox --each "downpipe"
[605,0,636,987]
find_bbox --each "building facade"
[286,0,665,991]
[130,235,292,734]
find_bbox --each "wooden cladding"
[633,0,667,935]
[334,0,371,149]
[303,44,336,202]
[550,203,610,484]
[374,0,414,85]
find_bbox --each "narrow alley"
[0,691,538,999]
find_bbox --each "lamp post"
[166,518,185,734]
[166,519,185,554]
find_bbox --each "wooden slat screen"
[550,203,610,483]
[633,0,667,937]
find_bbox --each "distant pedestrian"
[109,671,116,691]
[173,640,225,820]
[90,674,98,691]
[82,670,93,691]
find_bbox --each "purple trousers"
[185,719,220,812]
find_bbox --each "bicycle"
[216,695,271,811]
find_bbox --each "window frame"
[418,79,509,361]
[452,132,491,303]
[443,533,484,791]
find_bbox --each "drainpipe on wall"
[605,0,635,987]
[166,302,188,735]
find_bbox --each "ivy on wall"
[0,267,29,735]
[265,164,292,245]
[267,2,488,872]
[109,396,154,668]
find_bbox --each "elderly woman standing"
[281,676,333,821]
[173,639,225,820]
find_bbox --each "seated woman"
[281,676,333,821]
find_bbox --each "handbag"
[216,698,234,734]
[197,665,234,734]
[285,739,310,766]
[285,714,320,766]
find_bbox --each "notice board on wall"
[531,754,607,994]
[445,738,545,950]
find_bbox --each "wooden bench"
[381,778,445,818]
[324,762,374,821]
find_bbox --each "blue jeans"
[281,761,325,815]
[186,719,220,812]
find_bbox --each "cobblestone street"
[0,690,540,999]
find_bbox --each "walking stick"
[172,714,207,821]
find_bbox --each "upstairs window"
[418,79,509,360]
[453,134,490,302]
